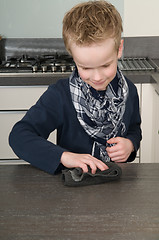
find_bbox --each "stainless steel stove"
[0,54,75,74]
[0,55,157,76]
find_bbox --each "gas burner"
[57,54,73,60]
[40,54,58,60]
[7,55,38,63]
[38,54,75,73]
[19,54,38,63]
[39,54,57,64]
[0,54,75,74]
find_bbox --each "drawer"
[0,86,47,110]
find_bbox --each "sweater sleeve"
[125,82,142,162]
[9,84,66,174]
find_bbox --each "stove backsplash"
[0,36,159,63]
[123,36,159,59]
[0,38,67,62]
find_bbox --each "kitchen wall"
[1,0,159,38]
[123,0,159,37]
[0,0,124,38]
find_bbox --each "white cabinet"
[140,84,154,163]
[152,88,159,163]
[0,86,47,110]
[0,86,56,160]
[140,83,159,163]
[134,83,159,163]
[0,111,26,159]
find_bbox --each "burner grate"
[118,58,157,71]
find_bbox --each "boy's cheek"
[78,72,89,82]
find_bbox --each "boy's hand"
[106,137,134,162]
[60,152,109,174]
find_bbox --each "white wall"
[0,0,83,38]
[123,0,159,37]
[1,0,159,38]
[0,0,124,38]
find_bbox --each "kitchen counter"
[0,69,158,86]
[0,163,159,240]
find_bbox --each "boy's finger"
[107,137,120,144]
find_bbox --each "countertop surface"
[0,70,158,85]
[0,163,159,240]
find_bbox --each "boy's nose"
[92,69,103,81]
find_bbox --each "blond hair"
[63,0,123,54]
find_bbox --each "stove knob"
[70,65,75,72]
[32,65,38,72]
[61,65,66,72]
[51,66,57,72]
[20,54,28,62]
[41,65,47,72]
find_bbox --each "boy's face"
[70,38,123,91]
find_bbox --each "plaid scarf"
[69,68,129,162]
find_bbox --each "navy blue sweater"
[9,77,142,174]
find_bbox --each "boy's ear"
[117,39,124,59]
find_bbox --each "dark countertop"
[0,73,65,86]
[0,163,159,240]
[0,70,158,86]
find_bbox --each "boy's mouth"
[91,80,106,85]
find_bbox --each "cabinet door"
[0,111,56,159]
[152,89,159,163]
[140,84,154,163]
[0,86,47,110]
[135,83,141,103]
[0,111,26,159]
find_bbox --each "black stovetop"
[0,54,75,73]
[0,55,158,75]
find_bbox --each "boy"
[9,1,142,175]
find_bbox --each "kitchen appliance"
[0,55,157,76]
[0,54,75,74]
[118,57,158,71]
[0,55,157,75]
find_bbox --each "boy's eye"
[81,67,89,70]
[80,64,110,70]
[103,64,110,68]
